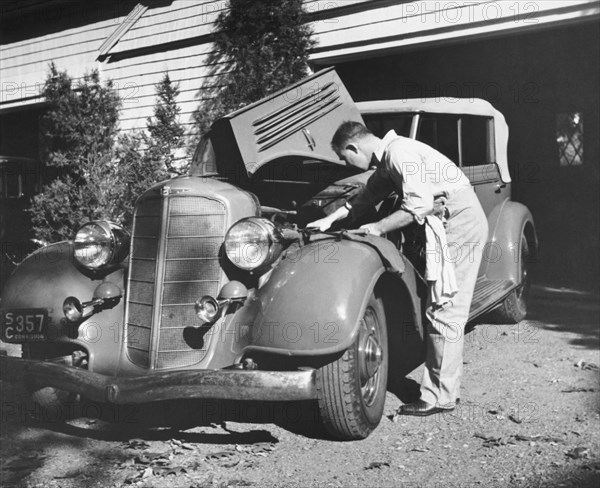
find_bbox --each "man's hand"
[307,205,351,232]
[433,194,448,222]
[358,222,384,236]
[307,217,334,232]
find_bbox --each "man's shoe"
[397,399,456,417]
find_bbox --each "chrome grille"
[126,195,226,369]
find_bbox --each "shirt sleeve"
[387,145,435,224]
[349,167,394,209]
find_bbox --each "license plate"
[1,309,48,343]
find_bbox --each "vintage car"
[0,156,46,293]
[0,68,536,440]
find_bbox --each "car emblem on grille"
[161,186,191,196]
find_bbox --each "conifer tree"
[30,65,172,242]
[193,0,315,137]
[30,64,122,242]
[145,73,187,174]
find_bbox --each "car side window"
[417,115,460,164]
[461,115,494,166]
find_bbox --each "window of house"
[0,170,22,199]
[556,112,583,166]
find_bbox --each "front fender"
[485,201,537,282]
[244,238,393,356]
[1,242,126,375]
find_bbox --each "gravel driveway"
[1,286,598,488]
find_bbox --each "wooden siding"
[0,0,370,124]
[309,0,600,62]
[1,11,126,109]
[1,0,598,135]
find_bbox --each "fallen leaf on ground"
[53,471,82,479]
[204,450,241,467]
[125,466,154,483]
[152,466,187,476]
[574,360,599,370]
[124,439,150,450]
[249,442,277,456]
[365,461,390,469]
[408,447,430,452]
[473,433,516,448]
[133,452,169,465]
[514,434,563,443]
[205,451,236,461]
[514,434,541,442]
[170,439,195,450]
[565,447,590,459]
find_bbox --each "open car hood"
[209,68,363,178]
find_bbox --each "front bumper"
[0,356,317,404]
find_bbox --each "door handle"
[494,183,506,193]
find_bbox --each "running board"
[469,278,516,320]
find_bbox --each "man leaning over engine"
[308,121,489,416]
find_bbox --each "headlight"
[225,218,283,271]
[74,221,130,270]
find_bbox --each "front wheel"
[315,293,388,440]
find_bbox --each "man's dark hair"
[331,121,373,153]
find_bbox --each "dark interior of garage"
[335,21,600,293]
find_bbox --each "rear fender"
[1,242,126,374]
[484,201,537,282]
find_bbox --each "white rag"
[424,215,458,306]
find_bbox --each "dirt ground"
[1,285,598,488]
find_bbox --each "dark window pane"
[462,115,491,166]
[363,114,413,138]
[0,172,22,198]
[418,115,459,163]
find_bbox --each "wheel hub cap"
[363,335,382,379]
[358,308,384,406]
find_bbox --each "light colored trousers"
[419,186,489,406]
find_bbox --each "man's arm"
[306,205,350,231]
[359,209,415,236]
[308,168,392,231]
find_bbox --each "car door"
[415,114,508,282]
[458,115,508,217]
[414,113,507,217]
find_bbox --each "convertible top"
[357,99,511,183]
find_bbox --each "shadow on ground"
[527,285,600,349]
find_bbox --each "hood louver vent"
[210,68,364,177]
[253,82,342,152]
